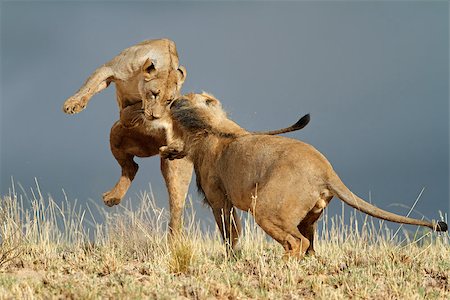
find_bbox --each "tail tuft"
[435,221,448,232]
[292,114,310,130]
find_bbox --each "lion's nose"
[150,89,160,100]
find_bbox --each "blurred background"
[1,1,448,231]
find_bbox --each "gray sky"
[1,1,449,229]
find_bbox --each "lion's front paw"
[160,146,187,160]
[63,97,87,114]
[102,190,122,207]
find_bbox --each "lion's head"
[169,93,245,138]
[113,39,187,122]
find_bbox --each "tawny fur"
[63,39,192,235]
[62,40,309,235]
[161,93,448,258]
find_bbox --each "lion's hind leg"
[297,191,332,256]
[255,217,310,260]
[298,223,317,256]
[103,123,140,207]
[103,152,138,207]
[297,211,323,256]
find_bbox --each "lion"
[160,93,448,258]
[62,39,309,235]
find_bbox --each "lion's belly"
[111,121,167,157]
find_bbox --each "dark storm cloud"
[1,1,448,226]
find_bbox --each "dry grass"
[0,182,448,299]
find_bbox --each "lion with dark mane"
[161,93,448,258]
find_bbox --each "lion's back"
[219,135,331,187]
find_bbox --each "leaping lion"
[62,39,309,235]
[160,93,448,258]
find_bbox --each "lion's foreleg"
[160,157,193,236]
[63,66,113,114]
[210,203,242,255]
[230,209,242,251]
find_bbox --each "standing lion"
[160,93,447,257]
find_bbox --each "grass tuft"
[169,235,196,275]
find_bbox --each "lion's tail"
[253,114,310,136]
[327,172,448,232]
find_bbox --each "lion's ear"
[205,98,216,106]
[177,65,187,84]
[142,58,156,81]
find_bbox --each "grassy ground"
[0,184,448,299]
